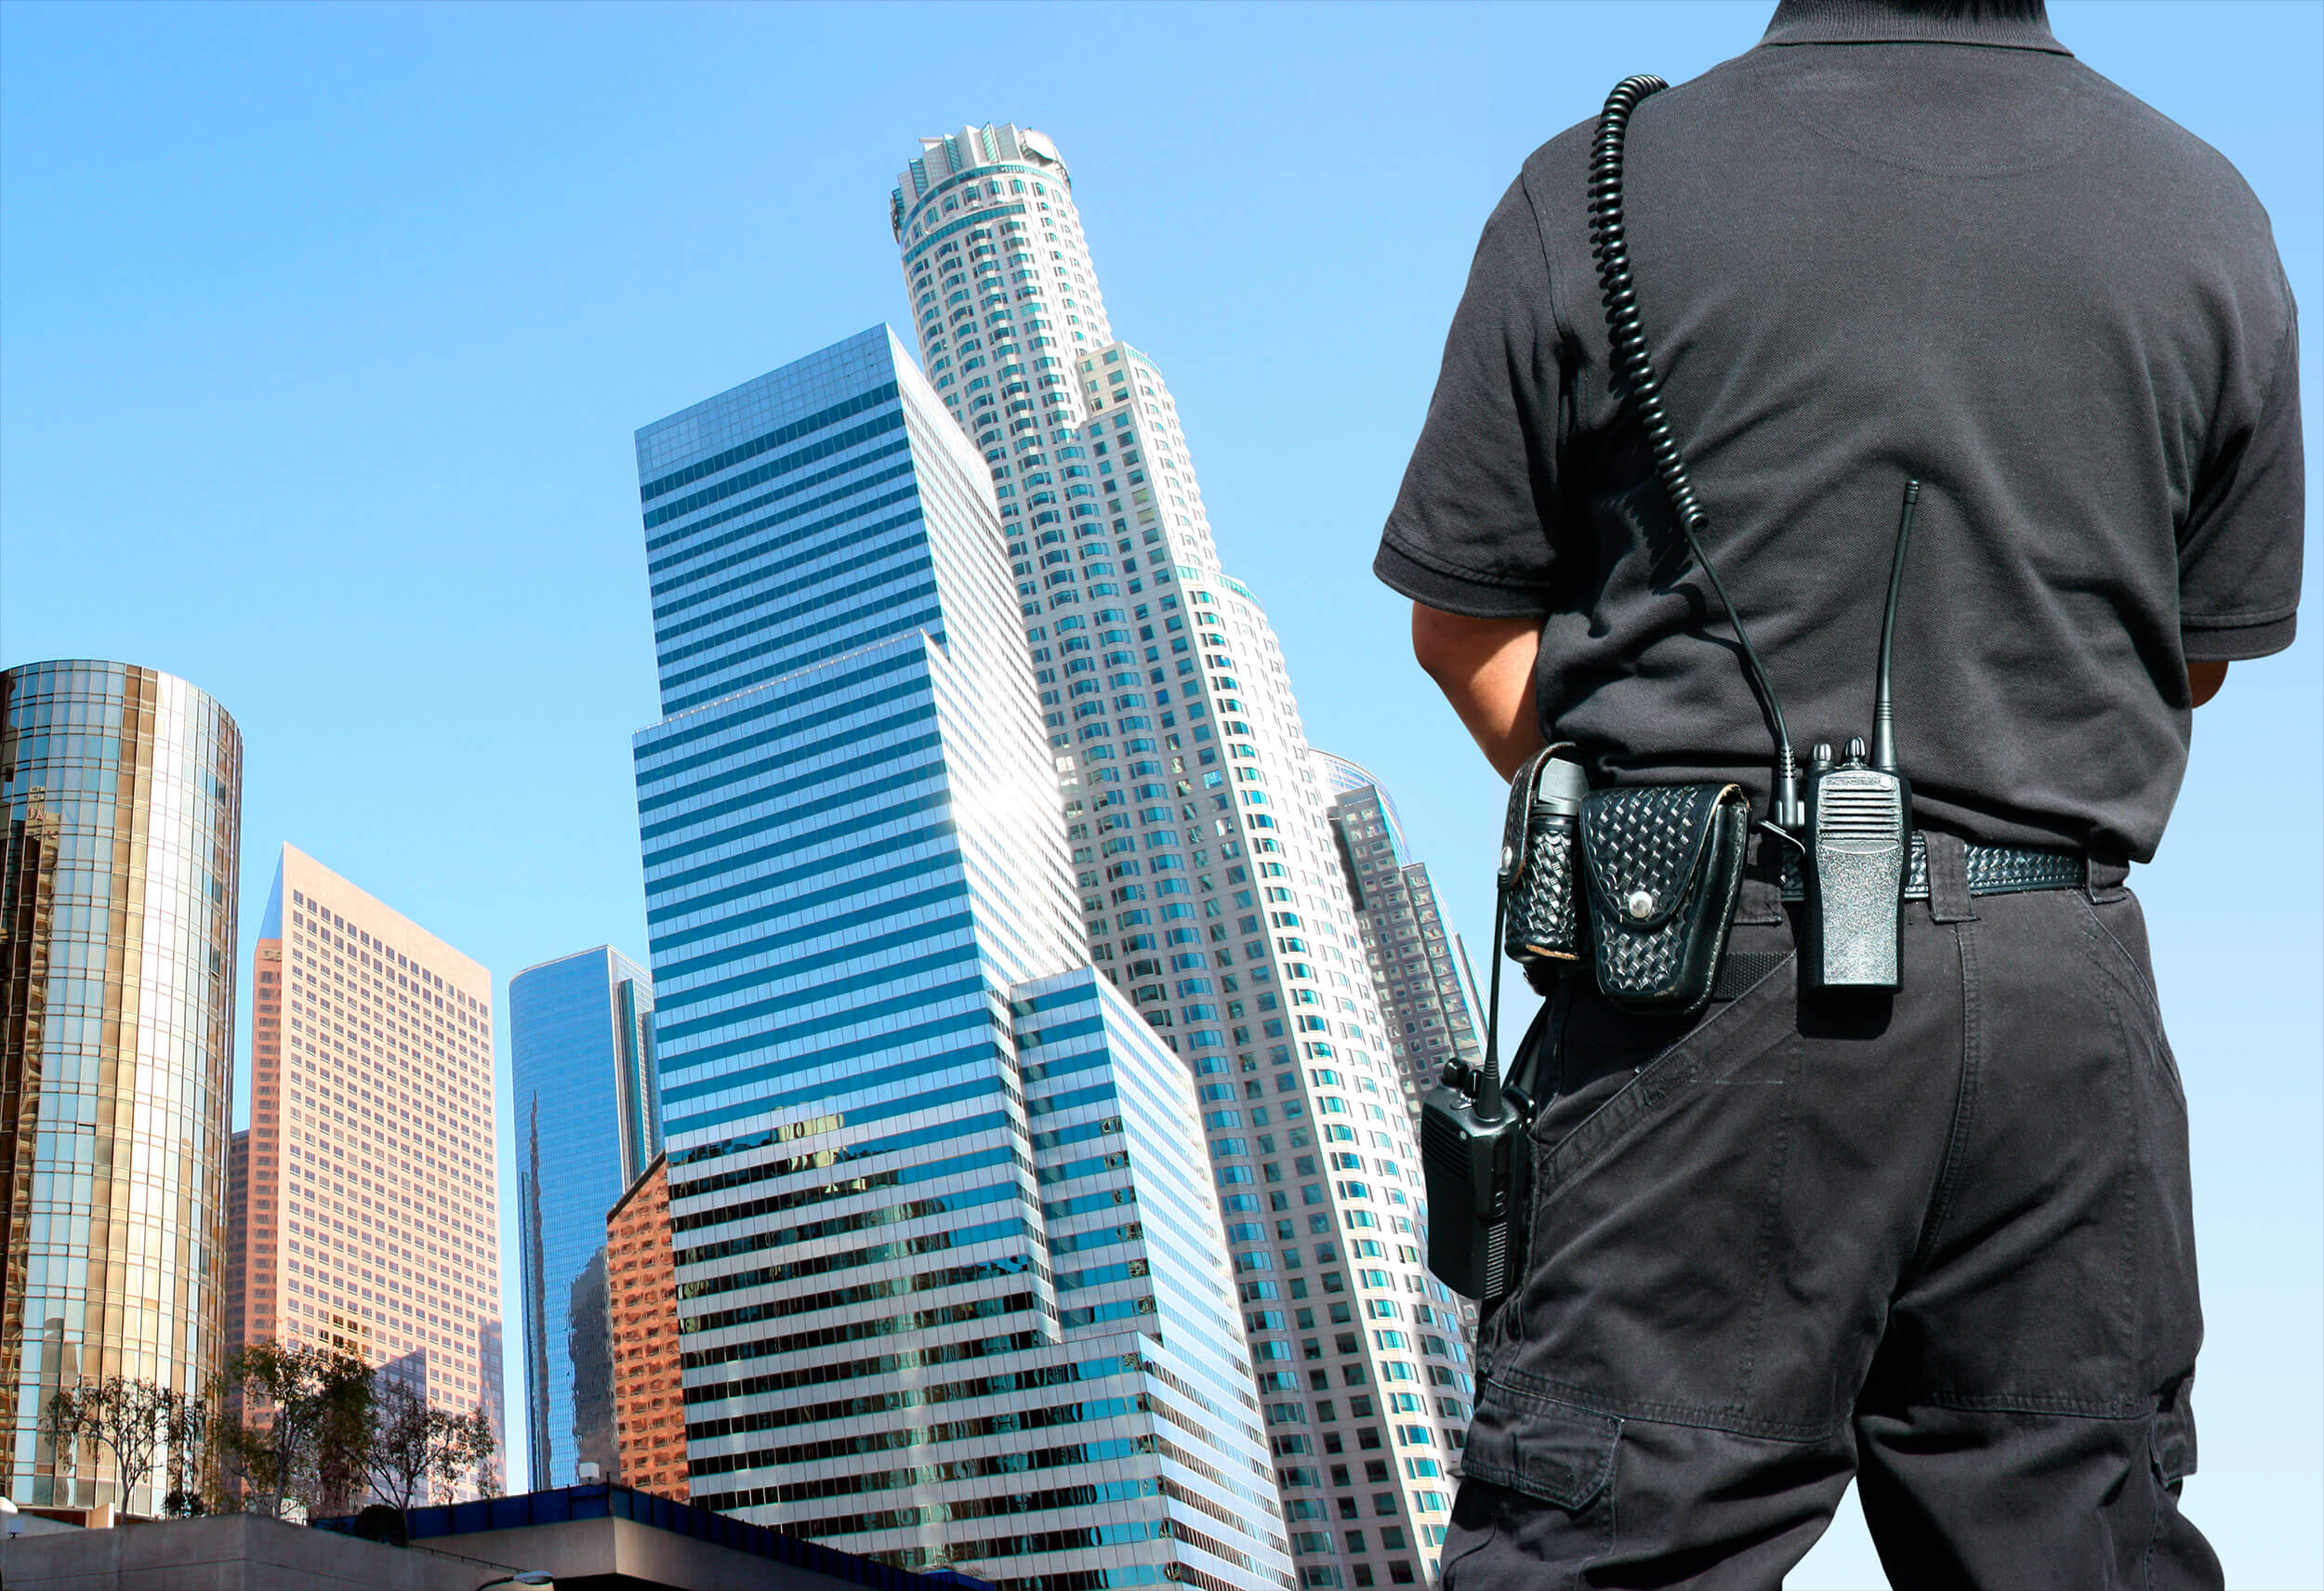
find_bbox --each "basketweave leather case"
[1500,744,1584,967]
[1577,783,1750,1015]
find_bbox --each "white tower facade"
[895,127,1473,1591]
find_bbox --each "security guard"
[1376,2,2301,1585]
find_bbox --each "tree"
[212,1342,375,1519]
[43,1376,191,1517]
[468,1408,501,1501]
[363,1381,496,1525]
[161,1386,211,1516]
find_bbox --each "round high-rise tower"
[893,123,1116,453]
[0,660,242,1515]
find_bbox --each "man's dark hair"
[1887,0,2049,18]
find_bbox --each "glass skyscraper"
[894,128,1472,1586]
[1311,755,1483,1123]
[0,661,242,1516]
[510,945,658,1491]
[631,327,1290,1589]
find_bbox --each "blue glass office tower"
[631,328,1291,1590]
[510,946,657,1491]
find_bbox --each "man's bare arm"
[2190,660,2227,707]
[1411,603,1547,782]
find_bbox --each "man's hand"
[2190,660,2227,707]
[1411,603,1547,781]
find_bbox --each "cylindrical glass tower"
[0,661,242,1514]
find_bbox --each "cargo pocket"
[1499,957,1802,1429]
[2150,1374,2198,1496]
[1461,1386,1620,1509]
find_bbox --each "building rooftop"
[315,1482,997,1591]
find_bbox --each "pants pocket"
[1449,1395,1620,1588]
[1497,963,1806,1431]
[2149,1374,2197,1494]
[1463,1387,1620,1506]
[1436,1483,1504,1591]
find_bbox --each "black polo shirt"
[1376,0,2302,864]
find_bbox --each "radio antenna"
[1869,480,1920,774]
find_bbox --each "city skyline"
[2,8,2314,1585]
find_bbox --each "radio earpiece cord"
[1590,74,1805,838]
[1425,74,1927,1308]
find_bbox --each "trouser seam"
[1729,1036,1800,1413]
[2144,1427,2164,1591]
[1908,917,1980,1274]
[2084,905,2146,1399]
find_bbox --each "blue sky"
[3,2,2314,1578]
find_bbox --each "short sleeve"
[2179,300,2304,661]
[1374,178,1568,619]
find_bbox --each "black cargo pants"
[1446,836,2219,1589]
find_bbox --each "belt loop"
[2085,856,2130,903]
[1924,832,1975,923]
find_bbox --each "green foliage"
[212,1341,376,1520]
[353,1502,410,1545]
[363,1381,497,1518]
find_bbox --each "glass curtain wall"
[631,329,1291,1589]
[511,945,655,1491]
[0,661,242,1515]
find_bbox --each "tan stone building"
[228,844,503,1496]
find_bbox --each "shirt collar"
[1761,1,2072,56]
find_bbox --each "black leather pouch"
[1500,743,1585,970]
[1578,783,1750,1015]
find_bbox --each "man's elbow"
[1410,602,1515,684]
[1411,609,1459,684]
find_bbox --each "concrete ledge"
[0,1514,521,1591]
[444,1514,884,1591]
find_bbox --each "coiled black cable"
[1588,74,1804,833]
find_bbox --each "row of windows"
[676,1177,1024,1270]
[646,440,913,597]
[643,402,904,531]
[652,489,921,635]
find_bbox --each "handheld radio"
[1422,747,1580,1304]
[1420,835,1532,1306]
[1805,482,1920,989]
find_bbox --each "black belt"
[1710,837,2086,1001]
[1776,834,2085,902]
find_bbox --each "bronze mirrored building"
[604,1153,683,1502]
[1,660,243,1514]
